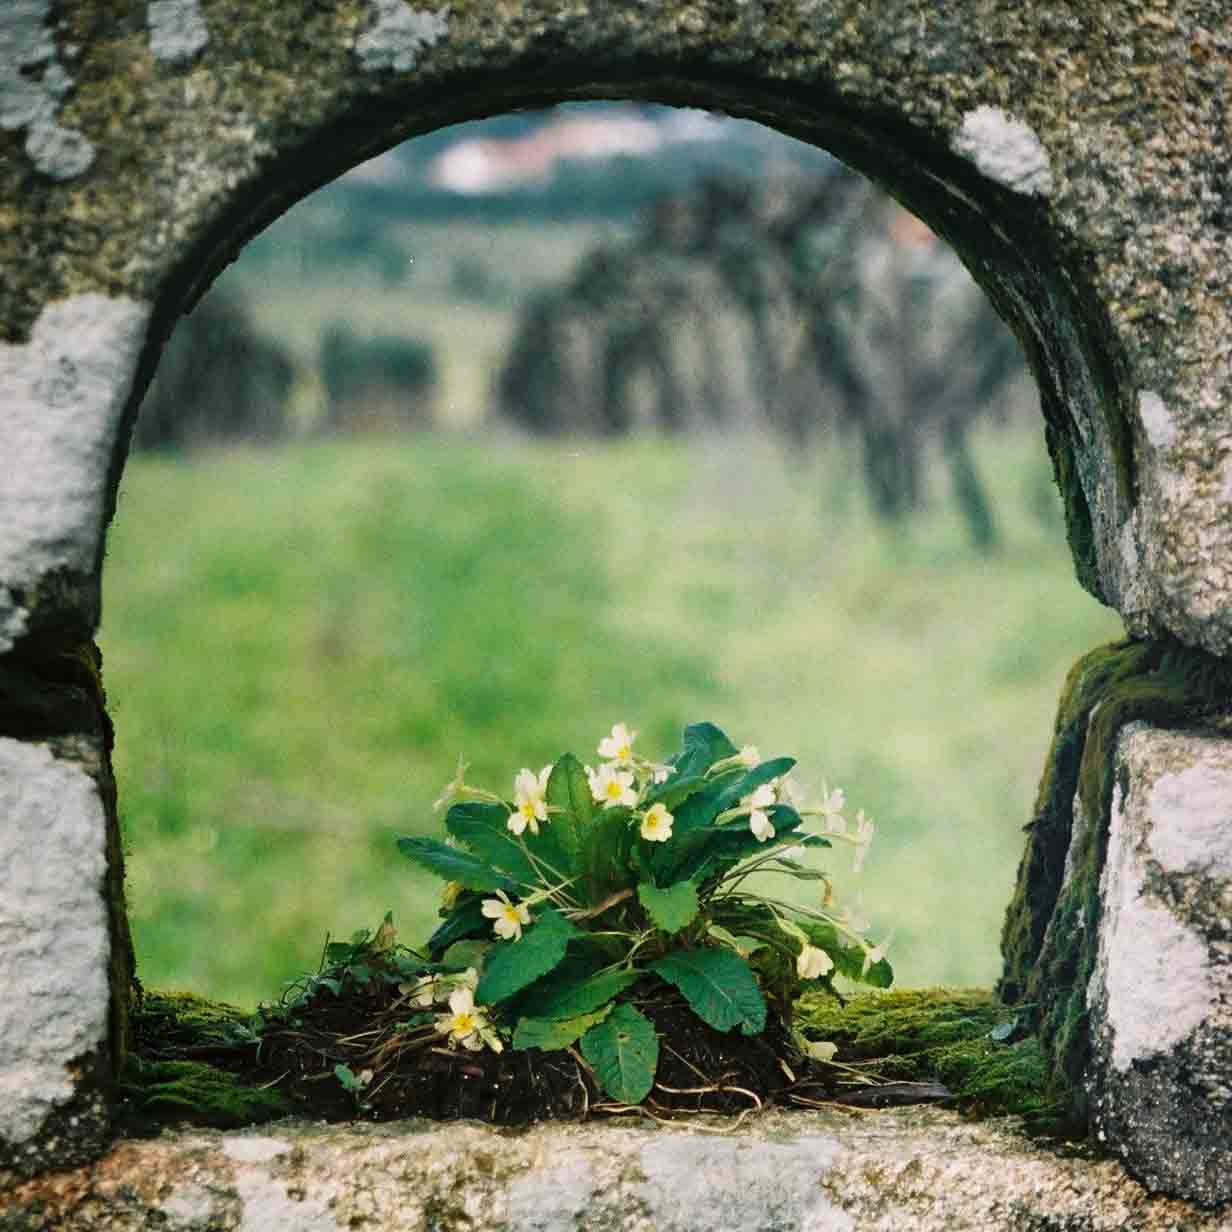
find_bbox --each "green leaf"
[637,880,699,933]
[705,923,766,958]
[864,956,894,988]
[546,753,593,858]
[672,722,739,780]
[663,778,730,838]
[711,757,797,815]
[643,773,708,812]
[475,907,582,1006]
[334,1063,367,1093]
[580,1003,659,1104]
[523,968,642,1019]
[440,939,492,971]
[799,922,894,989]
[444,802,539,887]
[579,806,636,905]
[426,898,490,960]
[513,1003,614,1051]
[522,819,576,892]
[395,836,513,892]
[650,948,767,1035]
[670,811,825,884]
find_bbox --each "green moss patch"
[998,637,1232,1117]
[126,987,1069,1135]
[795,988,1074,1135]
[117,1059,294,1131]
[118,991,293,1131]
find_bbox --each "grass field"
[100,426,1122,1008]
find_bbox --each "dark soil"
[126,981,906,1129]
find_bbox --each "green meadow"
[101,426,1122,1009]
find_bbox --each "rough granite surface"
[0,739,111,1146]
[1088,723,1232,1208]
[0,293,150,651]
[4,1110,1231,1232]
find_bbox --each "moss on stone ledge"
[117,1058,294,1131]
[127,989,1069,1135]
[118,991,294,1131]
[998,637,1232,1119]
[795,988,1074,1136]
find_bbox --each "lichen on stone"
[0,0,96,179]
[355,0,450,74]
[951,107,1054,197]
[147,0,210,66]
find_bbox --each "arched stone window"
[2,0,1229,1209]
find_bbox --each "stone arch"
[3,0,1231,1202]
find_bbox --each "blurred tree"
[133,291,294,452]
[497,168,1031,549]
[319,325,438,433]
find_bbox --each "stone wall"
[2,0,1231,1203]
[3,1110,1230,1232]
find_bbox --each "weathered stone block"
[0,738,114,1183]
[3,1110,1230,1232]
[1087,724,1232,1207]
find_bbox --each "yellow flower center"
[605,781,623,800]
[451,1011,476,1035]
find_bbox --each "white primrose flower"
[744,783,776,810]
[742,782,777,843]
[648,762,674,784]
[482,890,532,941]
[749,809,776,843]
[590,762,638,808]
[598,722,637,762]
[852,809,874,872]
[436,987,500,1052]
[401,974,441,1007]
[818,784,847,834]
[738,744,761,767]
[777,775,808,809]
[853,808,874,843]
[639,801,674,842]
[861,937,891,976]
[796,944,835,980]
[508,766,550,836]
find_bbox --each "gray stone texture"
[1087,723,1232,1208]
[3,0,1232,1196]
[5,1110,1232,1232]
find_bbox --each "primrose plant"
[397,721,891,1105]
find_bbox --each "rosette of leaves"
[398,722,892,1105]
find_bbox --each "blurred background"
[101,103,1122,1008]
